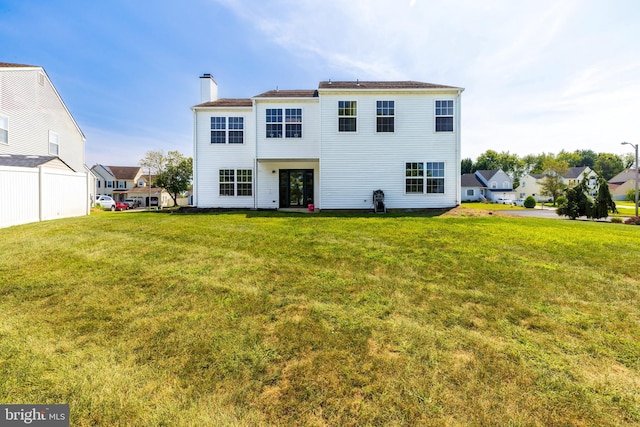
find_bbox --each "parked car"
[495,197,513,205]
[115,201,128,211]
[514,199,525,207]
[95,195,116,211]
[124,199,140,208]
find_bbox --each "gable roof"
[461,173,486,188]
[0,154,73,170]
[193,98,253,108]
[0,62,39,68]
[254,89,318,98]
[318,81,461,90]
[476,170,499,181]
[609,168,639,184]
[564,166,589,179]
[106,166,142,180]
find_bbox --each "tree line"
[462,149,634,186]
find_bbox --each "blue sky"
[2,0,639,167]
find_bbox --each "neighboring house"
[472,169,516,202]
[515,166,597,201]
[460,173,487,201]
[192,75,464,210]
[0,62,92,228]
[608,168,639,201]
[91,164,174,208]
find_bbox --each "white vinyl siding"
[0,67,85,172]
[0,114,8,144]
[319,91,459,209]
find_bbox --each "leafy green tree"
[576,149,597,168]
[140,150,193,206]
[589,177,617,219]
[594,153,624,180]
[557,178,591,219]
[522,152,554,174]
[461,158,474,175]
[557,150,581,167]
[540,158,569,205]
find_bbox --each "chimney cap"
[200,73,213,79]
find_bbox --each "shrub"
[626,189,637,202]
[524,196,536,208]
[610,217,623,224]
[556,196,567,206]
[624,216,640,225]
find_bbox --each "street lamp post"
[621,141,639,218]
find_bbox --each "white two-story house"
[192,75,464,211]
[0,62,93,228]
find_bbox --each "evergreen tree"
[589,177,617,220]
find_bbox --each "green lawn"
[1,210,638,426]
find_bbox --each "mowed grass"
[0,210,638,426]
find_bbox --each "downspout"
[192,107,198,207]
[253,99,258,210]
[456,89,463,206]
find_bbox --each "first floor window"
[219,169,235,196]
[405,162,424,193]
[220,169,253,196]
[405,161,445,194]
[49,130,59,155]
[435,100,454,132]
[0,114,8,144]
[466,189,474,196]
[426,162,445,193]
[211,117,226,143]
[237,169,253,196]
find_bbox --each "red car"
[115,201,128,211]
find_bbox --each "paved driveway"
[507,206,560,219]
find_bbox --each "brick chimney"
[200,73,218,103]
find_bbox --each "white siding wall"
[193,107,255,208]
[255,100,320,160]
[0,68,86,172]
[319,91,461,209]
[0,166,88,228]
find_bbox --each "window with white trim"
[405,162,445,194]
[0,114,7,144]
[435,100,454,132]
[237,169,253,196]
[266,109,283,138]
[338,101,357,132]
[285,108,302,138]
[211,117,244,144]
[220,169,253,196]
[211,117,226,143]
[405,162,424,193]
[219,169,235,195]
[48,130,59,155]
[376,101,394,132]
[426,162,445,193]
[467,189,475,196]
[228,117,244,144]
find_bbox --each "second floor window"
[338,101,357,132]
[211,117,244,144]
[266,109,283,138]
[285,109,302,138]
[48,131,59,155]
[211,117,226,144]
[0,114,8,144]
[435,100,454,132]
[376,101,394,132]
